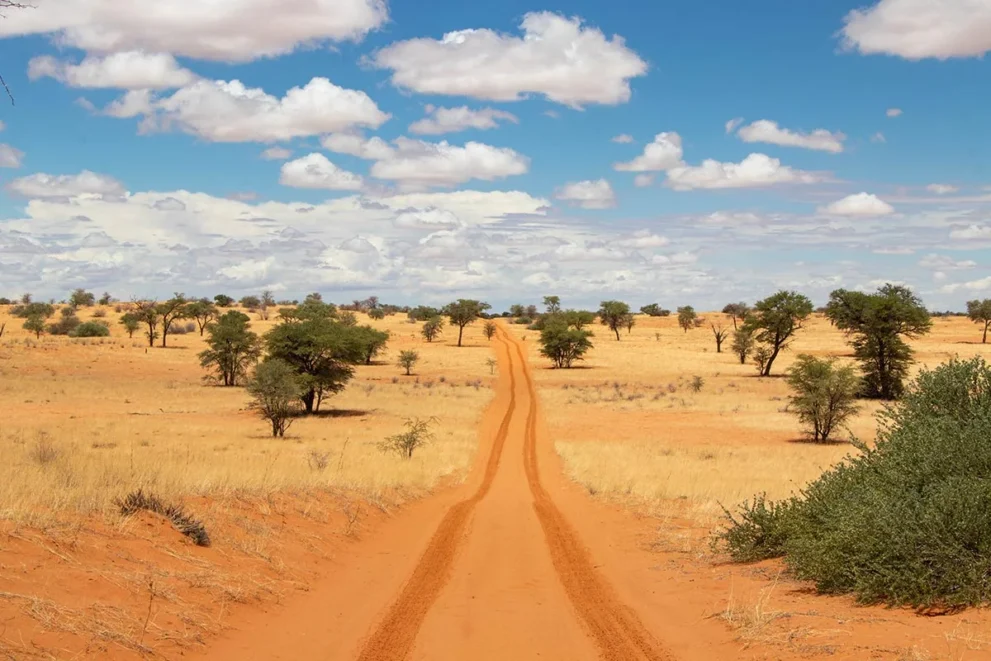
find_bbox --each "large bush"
[69,321,111,337]
[716,357,991,608]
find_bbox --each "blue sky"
[0,0,989,310]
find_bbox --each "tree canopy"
[598,301,630,341]
[444,299,491,347]
[967,299,991,344]
[825,285,931,399]
[743,291,814,377]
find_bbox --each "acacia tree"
[967,299,991,344]
[133,301,160,347]
[543,295,561,314]
[598,300,630,341]
[247,359,302,437]
[539,318,594,368]
[444,299,491,347]
[824,285,932,399]
[156,293,189,347]
[68,288,95,308]
[711,323,729,353]
[677,306,697,332]
[483,320,498,340]
[265,303,368,413]
[565,309,596,330]
[398,349,419,376]
[422,316,444,342]
[623,313,636,334]
[119,313,141,339]
[731,327,755,365]
[186,299,218,336]
[722,302,750,330]
[743,291,814,377]
[640,303,670,317]
[786,355,862,443]
[198,311,262,386]
[23,315,44,338]
[355,325,389,364]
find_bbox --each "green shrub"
[69,321,111,337]
[786,355,861,443]
[716,357,991,608]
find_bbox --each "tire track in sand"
[355,335,518,661]
[513,340,672,661]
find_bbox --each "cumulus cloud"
[409,105,518,135]
[0,0,388,62]
[841,0,991,60]
[393,208,464,230]
[949,224,991,240]
[103,89,154,118]
[320,132,395,161]
[818,192,895,216]
[371,12,647,107]
[554,179,616,209]
[28,51,196,89]
[633,174,654,187]
[611,134,634,144]
[279,154,364,191]
[119,77,389,142]
[368,138,529,189]
[926,183,960,195]
[7,170,125,199]
[261,146,292,161]
[613,132,683,172]
[887,108,903,117]
[0,144,24,168]
[665,153,823,191]
[735,119,845,153]
[941,276,991,294]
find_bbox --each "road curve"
[355,327,672,660]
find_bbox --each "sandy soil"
[4,311,991,660]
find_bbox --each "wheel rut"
[356,328,672,660]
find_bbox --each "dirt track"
[193,327,672,660]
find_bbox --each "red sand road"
[190,327,689,660]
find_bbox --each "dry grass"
[718,577,785,645]
[511,313,991,514]
[0,306,497,526]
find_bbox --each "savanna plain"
[2,302,991,661]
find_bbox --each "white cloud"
[554,179,616,209]
[665,153,823,191]
[613,231,669,248]
[133,77,389,142]
[841,0,991,60]
[613,132,683,172]
[28,51,196,89]
[409,105,518,135]
[926,184,960,195]
[886,108,903,117]
[0,144,24,168]
[612,134,634,144]
[871,132,886,143]
[103,89,154,118]
[725,117,744,134]
[918,253,976,270]
[941,276,991,294]
[371,12,647,107]
[949,224,991,240]
[320,132,395,161]
[279,154,364,191]
[261,146,293,161]
[736,119,845,153]
[818,192,895,216]
[368,138,529,189]
[393,208,464,230]
[633,174,654,187]
[7,170,126,199]
[0,0,388,62]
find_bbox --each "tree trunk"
[731,317,738,330]
[984,321,989,344]
[457,325,465,347]
[763,344,781,377]
[302,390,316,414]
[161,325,168,348]
[715,337,723,353]
[271,419,280,437]
[613,327,620,341]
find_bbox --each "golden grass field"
[507,312,991,522]
[0,306,497,528]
